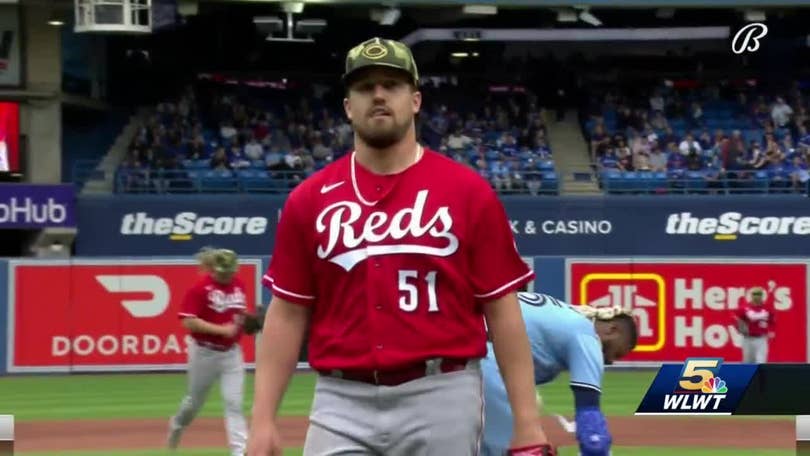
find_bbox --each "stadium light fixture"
[451,52,469,58]
[371,7,400,25]
[577,7,602,27]
[463,5,497,15]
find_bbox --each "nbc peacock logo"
[701,377,728,394]
[661,358,729,413]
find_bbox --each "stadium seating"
[113,82,560,196]
[585,89,810,195]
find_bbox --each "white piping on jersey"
[350,144,424,207]
[474,269,534,299]
[271,283,316,300]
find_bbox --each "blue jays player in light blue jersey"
[480,292,638,456]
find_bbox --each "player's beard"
[354,113,413,149]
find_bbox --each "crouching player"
[480,292,638,456]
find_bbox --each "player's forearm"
[252,296,309,421]
[484,293,541,424]
[183,317,229,336]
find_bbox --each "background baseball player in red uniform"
[247,37,552,456]
[168,247,250,456]
[735,286,775,364]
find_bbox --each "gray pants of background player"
[170,341,247,456]
[303,359,484,456]
[742,336,769,363]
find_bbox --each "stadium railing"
[597,169,810,196]
[108,167,562,196]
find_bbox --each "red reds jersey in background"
[735,303,775,337]
[179,274,248,348]
[264,149,534,371]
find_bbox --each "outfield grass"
[0,369,790,421]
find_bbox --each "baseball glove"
[242,313,263,335]
[508,444,557,455]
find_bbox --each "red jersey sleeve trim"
[475,270,535,300]
[271,283,316,301]
[178,312,197,318]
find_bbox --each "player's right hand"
[246,419,283,456]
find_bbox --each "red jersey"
[263,148,534,371]
[179,274,248,349]
[735,302,775,337]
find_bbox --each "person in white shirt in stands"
[244,137,264,161]
[679,133,702,156]
[771,97,794,129]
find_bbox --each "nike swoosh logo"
[320,181,345,194]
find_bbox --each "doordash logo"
[95,275,170,317]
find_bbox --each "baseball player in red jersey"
[167,248,249,456]
[735,286,775,364]
[247,37,553,456]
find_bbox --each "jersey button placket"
[368,254,384,365]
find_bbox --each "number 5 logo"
[677,358,723,392]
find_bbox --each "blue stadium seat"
[200,170,238,193]
[540,171,559,195]
[238,169,272,192]
[684,170,708,193]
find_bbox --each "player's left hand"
[575,407,612,456]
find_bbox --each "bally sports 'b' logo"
[664,358,728,411]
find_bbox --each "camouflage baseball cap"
[343,37,419,86]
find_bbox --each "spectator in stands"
[797,125,810,154]
[590,123,610,160]
[748,141,767,170]
[220,121,238,142]
[599,148,622,172]
[490,158,513,192]
[771,97,794,129]
[311,134,333,162]
[685,148,703,171]
[210,147,231,170]
[765,138,786,166]
[788,155,809,191]
[649,90,665,113]
[447,127,473,152]
[679,133,702,156]
[649,146,668,172]
[230,145,251,170]
[634,149,652,171]
[753,98,771,127]
[244,137,264,161]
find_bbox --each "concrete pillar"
[21,2,62,183]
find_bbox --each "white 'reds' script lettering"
[316,190,459,271]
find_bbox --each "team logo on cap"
[362,43,388,60]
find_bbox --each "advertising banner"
[0,184,76,229]
[76,194,279,256]
[507,195,810,257]
[77,194,810,257]
[6,259,261,373]
[566,258,808,363]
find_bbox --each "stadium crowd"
[115,80,558,195]
[584,81,810,193]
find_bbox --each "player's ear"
[411,89,421,115]
[343,97,353,122]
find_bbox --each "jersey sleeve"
[468,185,534,302]
[262,189,317,306]
[567,330,604,392]
[178,284,204,319]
